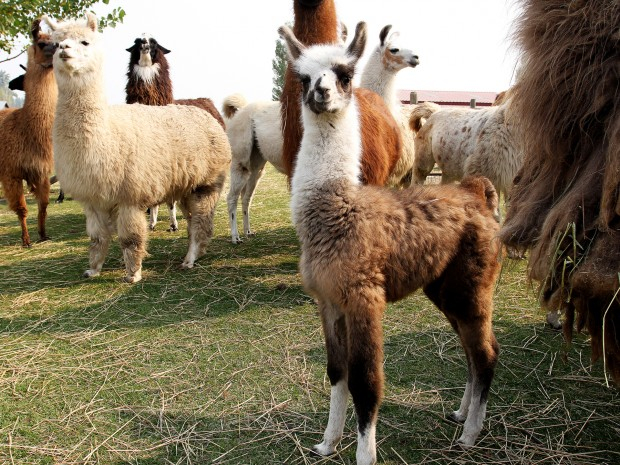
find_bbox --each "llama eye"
[389,48,399,54]
[81,40,90,46]
[300,76,310,85]
[341,76,351,86]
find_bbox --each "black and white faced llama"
[125,35,172,105]
[280,22,501,464]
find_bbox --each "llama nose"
[314,85,330,103]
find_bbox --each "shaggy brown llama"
[0,20,57,247]
[280,22,501,464]
[500,0,620,382]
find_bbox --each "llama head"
[30,18,56,68]
[279,21,367,115]
[43,13,102,77]
[126,35,170,68]
[377,25,419,72]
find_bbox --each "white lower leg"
[356,422,377,465]
[314,380,348,456]
[451,380,472,423]
[168,202,178,231]
[149,204,159,230]
[181,238,199,269]
[457,386,486,447]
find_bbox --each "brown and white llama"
[279,22,501,464]
[0,19,57,247]
[125,35,226,231]
[500,0,620,382]
[44,14,231,283]
[360,25,420,187]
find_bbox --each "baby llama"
[280,22,501,464]
[43,14,231,283]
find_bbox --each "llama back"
[54,104,230,207]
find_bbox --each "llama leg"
[168,201,178,232]
[3,179,31,247]
[117,205,147,283]
[182,174,225,268]
[34,176,51,242]
[346,297,385,465]
[314,300,349,456]
[83,205,113,278]
[227,165,249,244]
[241,157,267,237]
[148,204,159,231]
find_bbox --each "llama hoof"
[22,242,32,248]
[456,434,476,448]
[447,411,467,424]
[245,231,256,237]
[312,442,337,457]
[546,311,562,330]
[83,269,100,278]
[148,225,156,231]
[124,273,142,284]
[168,226,178,232]
[180,261,195,269]
[37,236,50,243]
[231,237,243,244]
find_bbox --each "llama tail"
[222,93,248,119]
[460,176,499,222]
[409,101,441,132]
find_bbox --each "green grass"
[1,167,619,465]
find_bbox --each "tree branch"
[0,49,26,64]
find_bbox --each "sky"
[1,0,522,110]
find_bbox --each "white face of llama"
[378,25,419,72]
[43,13,101,77]
[279,22,367,115]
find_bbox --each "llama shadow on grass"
[0,226,309,334]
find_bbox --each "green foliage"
[0,0,125,54]
[271,36,287,101]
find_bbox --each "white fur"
[133,62,160,84]
[314,380,349,456]
[223,95,286,243]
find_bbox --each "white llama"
[43,14,231,283]
[360,24,419,187]
[280,22,500,465]
[222,94,285,243]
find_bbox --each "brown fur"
[499,0,620,382]
[0,20,57,247]
[297,176,501,449]
[174,98,225,129]
[125,48,173,105]
[280,0,339,179]
[355,88,401,185]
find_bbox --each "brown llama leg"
[3,178,31,247]
[314,300,349,456]
[83,205,114,278]
[32,176,51,242]
[181,174,225,269]
[345,291,385,465]
[117,206,147,283]
[424,269,499,447]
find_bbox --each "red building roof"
[397,89,498,107]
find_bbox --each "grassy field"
[1,167,619,465]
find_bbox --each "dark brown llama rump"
[499,0,620,382]
[174,97,225,129]
[280,0,339,179]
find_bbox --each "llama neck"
[291,97,362,225]
[22,64,57,131]
[55,68,108,123]
[360,49,400,114]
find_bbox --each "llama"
[222,94,285,243]
[125,35,226,232]
[500,0,620,382]
[279,22,501,463]
[43,14,231,283]
[410,102,522,220]
[0,20,57,247]
[359,24,419,187]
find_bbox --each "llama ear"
[31,18,41,41]
[379,25,392,46]
[86,13,98,32]
[278,25,305,62]
[41,15,58,32]
[387,31,400,44]
[8,74,25,92]
[339,22,348,44]
[346,22,367,63]
[158,45,171,54]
